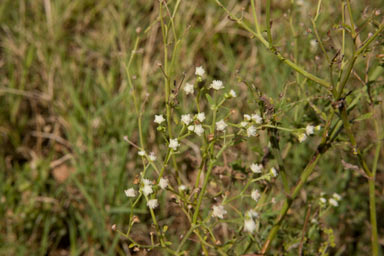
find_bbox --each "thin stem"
[266,0,272,44]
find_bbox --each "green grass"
[1,0,383,255]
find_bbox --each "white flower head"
[210,80,224,90]
[195,66,205,77]
[306,125,315,136]
[319,197,327,204]
[138,150,146,156]
[147,199,159,209]
[216,119,227,131]
[196,112,206,122]
[149,152,157,161]
[142,178,152,186]
[212,205,227,219]
[142,185,153,196]
[251,114,263,124]
[270,167,278,177]
[247,126,257,137]
[332,193,342,201]
[181,114,193,125]
[188,125,195,131]
[329,198,339,207]
[298,133,307,143]
[178,185,187,191]
[240,121,248,127]
[124,188,136,198]
[244,114,251,121]
[159,178,169,189]
[184,83,194,95]
[154,114,165,124]
[250,163,263,173]
[169,138,180,150]
[244,218,256,233]
[246,210,259,219]
[194,124,204,136]
[251,189,261,202]
[229,89,237,97]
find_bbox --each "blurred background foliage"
[0,0,383,255]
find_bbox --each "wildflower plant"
[116,0,383,255]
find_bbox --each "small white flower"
[196,112,206,122]
[229,90,237,97]
[138,150,146,156]
[188,125,195,131]
[216,119,227,131]
[195,66,205,77]
[332,193,342,201]
[310,39,318,52]
[246,210,259,219]
[320,197,327,204]
[240,121,248,127]
[159,178,169,189]
[212,205,227,219]
[298,133,307,143]
[306,125,315,136]
[244,114,251,121]
[142,179,152,186]
[142,185,153,196]
[169,138,180,150]
[179,185,187,191]
[124,188,136,198]
[329,198,339,207]
[147,199,159,209]
[181,114,193,125]
[251,189,261,202]
[154,115,165,124]
[250,163,263,174]
[194,124,204,136]
[184,83,194,95]
[244,218,256,233]
[149,152,157,161]
[210,80,224,90]
[270,167,278,177]
[247,126,257,137]
[251,114,263,124]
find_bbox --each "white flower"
[188,125,195,131]
[251,189,261,202]
[310,39,318,52]
[154,115,165,124]
[240,121,248,127]
[159,178,169,189]
[216,119,227,131]
[332,193,342,201]
[250,163,263,173]
[149,152,157,161]
[270,167,278,177]
[329,198,339,207]
[138,150,146,156]
[124,188,136,198]
[142,179,152,186]
[169,138,180,150]
[196,112,206,122]
[210,80,224,90]
[246,210,259,219]
[298,133,307,143]
[251,114,263,124]
[147,199,159,209]
[212,205,227,219]
[178,185,187,191]
[306,125,315,135]
[142,185,153,196]
[247,126,257,137]
[229,90,237,97]
[181,114,193,125]
[184,83,194,95]
[194,124,204,136]
[195,66,205,77]
[320,197,327,204]
[244,218,256,233]
[244,114,251,121]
